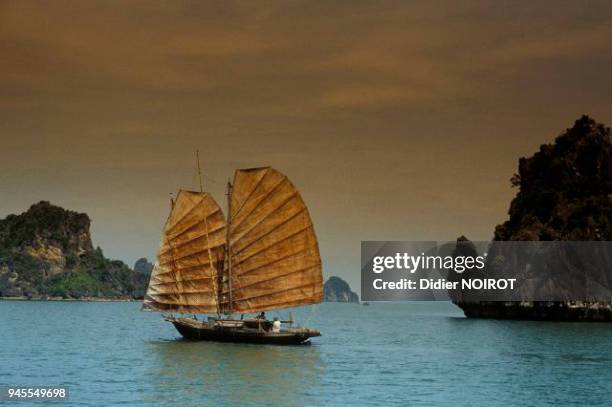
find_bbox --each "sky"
[1,1,612,291]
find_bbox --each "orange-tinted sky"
[1,1,611,290]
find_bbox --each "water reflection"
[145,339,323,406]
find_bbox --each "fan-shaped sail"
[143,190,226,313]
[220,167,324,313]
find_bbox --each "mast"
[196,149,203,193]
[226,179,233,315]
[195,150,221,317]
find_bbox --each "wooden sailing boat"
[143,165,324,345]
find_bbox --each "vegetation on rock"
[495,115,611,241]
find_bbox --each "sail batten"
[230,179,293,239]
[230,195,303,252]
[150,262,219,278]
[232,223,315,266]
[232,244,319,278]
[165,216,224,244]
[232,227,318,274]
[164,194,220,230]
[158,238,225,266]
[147,289,219,297]
[232,282,323,302]
[230,167,272,221]
[230,265,322,291]
[229,173,288,235]
[160,223,226,252]
[150,275,216,285]
[230,285,324,312]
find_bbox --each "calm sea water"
[2,301,612,406]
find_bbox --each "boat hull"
[168,317,320,345]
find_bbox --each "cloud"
[318,85,415,108]
[489,24,612,64]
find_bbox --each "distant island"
[133,257,153,276]
[324,276,359,303]
[454,115,612,321]
[0,201,148,300]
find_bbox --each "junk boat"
[143,165,323,345]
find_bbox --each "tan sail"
[143,190,226,313]
[220,167,324,313]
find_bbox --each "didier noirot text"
[370,252,516,291]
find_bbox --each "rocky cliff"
[0,201,148,299]
[454,116,612,320]
[324,276,359,303]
